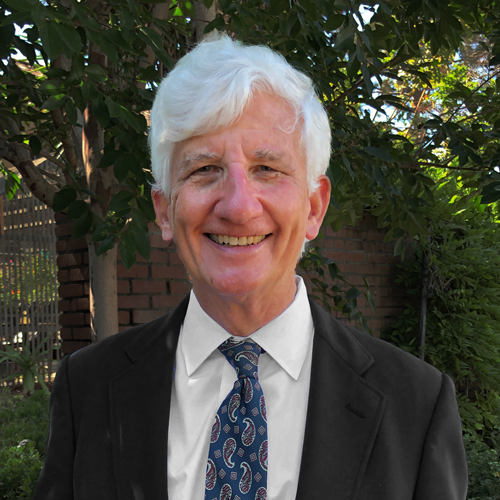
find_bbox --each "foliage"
[213,0,500,245]
[2,0,500,328]
[0,389,50,500]
[0,338,59,394]
[382,198,500,437]
[0,441,44,500]
[465,430,500,500]
[299,246,376,333]
[0,0,195,268]
[0,251,58,313]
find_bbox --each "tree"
[0,0,214,340]
[2,0,500,340]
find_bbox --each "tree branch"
[0,122,59,208]
[0,133,67,170]
[327,55,403,108]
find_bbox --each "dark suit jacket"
[34,297,467,500]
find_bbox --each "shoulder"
[62,297,189,386]
[310,299,446,402]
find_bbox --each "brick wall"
[56,213,410,354]
[301,213,410,334]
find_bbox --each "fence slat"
[1,184,60,386]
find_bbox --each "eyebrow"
[254,149,286,162]
[180,152,219,170]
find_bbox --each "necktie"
[205,339,268,500]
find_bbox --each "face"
[153,93,330,306]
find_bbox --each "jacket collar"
[296,300,386,500]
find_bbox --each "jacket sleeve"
[413,372,468,499]
[33,355,75,500]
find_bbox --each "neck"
[193,277,298,337]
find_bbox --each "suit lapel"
[109,297,189,500]
[296,301,387,500]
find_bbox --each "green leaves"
[52,188,77,212]
[0,161,22,200]
[382,202,500,440]
[0,337,58,394]
[38,19,82,61]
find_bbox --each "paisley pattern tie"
[205,339,268,500]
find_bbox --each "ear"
[305,175,331,241]
[152,188,174,244]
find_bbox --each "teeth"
[208,234,267,246]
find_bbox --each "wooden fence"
[0,184,60,385]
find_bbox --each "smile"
[207,234,268,246]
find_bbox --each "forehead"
[171,93,304,169]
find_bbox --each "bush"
[382,200,500,438]
[0,389,50,499]
[465,430,500,500]
[0,441,44,500]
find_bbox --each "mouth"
[206,234,269,247]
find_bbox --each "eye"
[195,165,216,173]
[258,165,275,172]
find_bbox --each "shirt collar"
[181,277,313,381]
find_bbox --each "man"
[34,34,467,500]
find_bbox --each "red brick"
[70,268,89,281]
[132,280,166,294]
[54,212,66,222]
[83,251,89,264]
[168,252,184,266]
[324,251,346,262]
[59,283,84,298]
[323,238,333,248]
[150,234,167,247]
[132,310,166,324]
[62,341,91,355]
[84,282,90,295]
[57,254,82,267]
[347,252,366,263]
[68,238,88,250]
[347,275,365,286]
[135,253,148,263]
[77,298,90,310]
[119,311,130,325]
[364,242,375,253]
[151,265,186,280]
[72,328,92,341]
[60,328,73,340]
[149,250,167,264]
[58,270,69,282]
[55,222,73,237]
[170,281,191,295]
[56,241,67,252]
[59,299,71,312]
[59,313,85,327]
[152,295,184,308]
[148,221,160,233]
[119,295,149,309]
[117,281,130,294]
[372,253,390,263]
[117,264,148,279]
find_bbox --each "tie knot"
[218,339,262,379]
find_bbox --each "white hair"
[149,33,331,197]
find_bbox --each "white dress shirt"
[167,276,314,500]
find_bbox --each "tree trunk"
[194,0,217,42]
[88,242,118,341]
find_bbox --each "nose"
[213,165,263,224]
